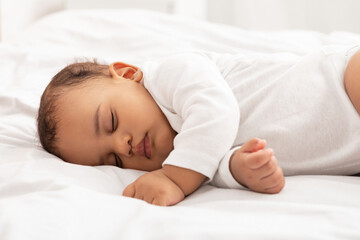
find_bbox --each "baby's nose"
[115,136,133,157]
[123,138,133,157]
[127,139,133,156]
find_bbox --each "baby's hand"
[122,169,185,206]
[230,138,285,194]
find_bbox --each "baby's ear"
[109,62,143,82]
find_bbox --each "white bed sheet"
[0,9,360,239]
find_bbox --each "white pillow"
[0,0,64,41]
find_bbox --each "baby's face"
[56,76,176,171]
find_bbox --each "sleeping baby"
[37,45,360,206]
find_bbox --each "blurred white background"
[1,0,360,41]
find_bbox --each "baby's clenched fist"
[229,138,285,194]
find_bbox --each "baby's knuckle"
[268,171,280,184]
[156,187,169,196]
[249,138,259,144]
[265,161,275,171]
[273,180,285,193]
[270,156,278,165]
[247,155,262,168]
[268,186,281,194]
[268,177,278,186]
[273,168,282,181]
[277,168,284,178]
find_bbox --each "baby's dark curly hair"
[37,61,109,157]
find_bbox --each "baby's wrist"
[156,168,185,196]
[161,165,206,196]
[229,150,249,188]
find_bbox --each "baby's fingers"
[261,167,285,193]
[152,198,168,207]
[240,138,266,153]
[265,176,286,194]
[143,195,155,204]
[245,148,273,169]
[258,156,279,179]
[122,183,136,198]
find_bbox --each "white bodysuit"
[140,45,360,189]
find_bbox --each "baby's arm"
[230,138,285,194]
[125,53,239,206]
[122,166,205,206]
[344,49,360,115]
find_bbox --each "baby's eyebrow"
[94,103,101,136]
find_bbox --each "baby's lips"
[135,137,145,157]
[144,134,151,158]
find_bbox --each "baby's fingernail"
[266,148,273,154]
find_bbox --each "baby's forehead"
[59,78,108,97]
[55,79,109,114]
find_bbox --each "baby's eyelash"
[111,111,115,132]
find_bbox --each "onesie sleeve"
[210,146,247,189]
[144,53,240,181]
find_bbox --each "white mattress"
[0,9,360,239]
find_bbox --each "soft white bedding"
[0,9,359,239]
